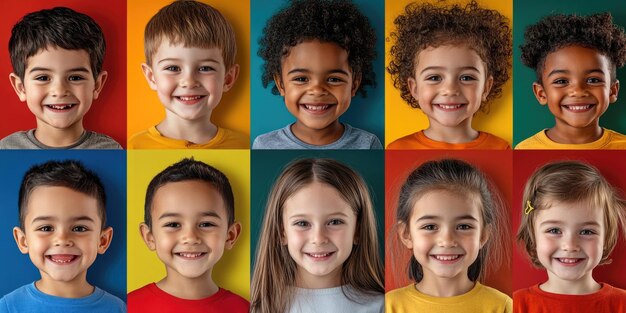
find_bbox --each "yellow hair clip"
[524,200,534,215]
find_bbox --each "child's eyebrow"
[28,67,90,74]
[287,68,350,76]
[31,215,95,223]
[157,58,220,65]
[420,66,480,74]
[415,215,479,222]
[287,211,351,220]
[547,68,605,77]
[158,211,222,220]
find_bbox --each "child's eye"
[328,219,344,226]
[552,78,568,85]
[327,77,345,84]
[546,227,561,234]
[580,229,597,235]
[164,65,181,72]
[425,75,441,82]
[292,76,308,83]
[457,224,473,230]
[199,222,216,228]
[72,226,89,232]
[199,66,215,72]
[420,224,437,231]
[293,220,310,227]
[37,225,53,232]
[164,222,181,228]
[68,75,85,81]
[34,75,50,82]
[459,75,477,81]
[586,77,603,84]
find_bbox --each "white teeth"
[558,258,580,263]
[48,104,74,110]
[308,252,332,258]
[178,96,202,101]
[566,104,592,111]
[434,255,460,261]
[178,252,203,258]
[438,104,463,109]
[304,105,330,111]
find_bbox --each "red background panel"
[385,150,513,296]
[512,150,626,291]
[0,0,126,147]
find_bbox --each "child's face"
[275,40,360,135]
[9,46,107,131]
[140,180,240,281]
[408,45,493,129]
[13,186,112,285]
[533,45,619,131]
[282,181,357,288]
[399,189,487,283]
[533,200,604,287]
[142,41,239,123]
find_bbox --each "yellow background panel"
[385,0,513,146]
[127,150,250,299]
[126,0,250,142]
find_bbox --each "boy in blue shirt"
[0,160,125,312]
[1,7,121,149]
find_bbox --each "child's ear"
[13,227,29,254]
[9,73,27,102]
[141,63,158,91]
[397,222,413,249]
[139,223,156,251]
[224,222,242,250]
[480,225,491,249]
[407,77,419,105]
[532,82,548,105]
[482,75,494,101]
[222,64,240,92]
[274,74,286,96]
[610,79,620,103]
[93,71,108,100]
[97,226,113,254]
[351,73,362,97]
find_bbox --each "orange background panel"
[126,0,250,142]
[385,150,513,295]
[385,0,513,147]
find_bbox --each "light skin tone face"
[275,40,361,146]
[9,46,107,147]
[140,180,240,300]
[142,40,239,144]
[408,44,494,143]
[13,186,112,298]
[282,181,357,289]
[399,189,488,297]
[533,200,605,295]
[533,45,619,144]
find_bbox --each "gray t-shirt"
[0,129,122,149]
[288,286,384,313]
[252,123,382,149]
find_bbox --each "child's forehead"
[542,45,610,68]
[25,186,101,222]
[282,40,348,62]
[153,38,223,58]
[25,46,91,70]
[151,180,228,217]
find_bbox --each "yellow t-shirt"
[385,282,512,313]
[128,126,249,149]
[515,128,626,150]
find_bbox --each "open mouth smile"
[561,104,595,112]
[175,252,207,259]
[555,257,584,265]
[305,251,335,260]
[434,103,466,111]
[175,95,206,105]
[300,103,335,113]
[44,104,76,111]
[46,254,79,264]
[430,254,463,263]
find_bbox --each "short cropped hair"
[258,0,377,97]
[9,7,106,80]
[144,158,235,228]
[18,160,107,230]
[520,13,626,84]
[144,0,237,69]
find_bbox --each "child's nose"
[179,71,200,88]
[181,227,201,245]
[310,225,329,245]
[440,80,460,96]
[561,233,581,252]
[437,228,458,248]
[567,82,589,97]
[49,79,70,98]
[53,229,73,247]
[306,80,329,96]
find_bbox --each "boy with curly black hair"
[387,0,511,150]
[252,0,382,149]
[516,13,626,149]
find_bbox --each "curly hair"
[520,13,626,84]
[258,0,377,97]
[387,1,511,111]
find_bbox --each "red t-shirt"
[387,131,510,150]
[128,283,249,313]
[513,283,626,313]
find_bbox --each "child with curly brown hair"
[515,13,626,149]
[387,0,511,150]
[251,0,382,149]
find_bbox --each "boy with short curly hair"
[128,0,248,149]
[1,7,121,149]
[387,0,511,149]
[252,0,382,149]
[516,13,626,149]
